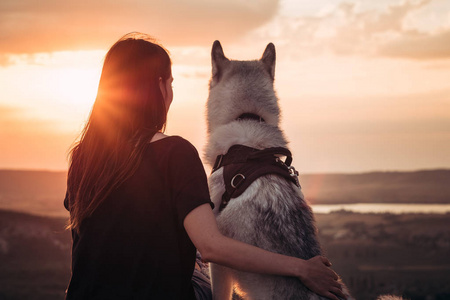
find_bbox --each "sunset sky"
[1,0,449,173]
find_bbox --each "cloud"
[0,105,77,170]
[0,0,279,55]
[0,105,55,133]
[315,0,441,58]
[378,30,450,59]
[325,0,450,59]
[252,0,450,60]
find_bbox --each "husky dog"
[204,41,353,300]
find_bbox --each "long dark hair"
[66,33,171,231]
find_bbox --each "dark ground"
[0,209,449,300]
[316,212,450,300]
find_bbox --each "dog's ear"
[261,43,276,80]
[211,40,229,81]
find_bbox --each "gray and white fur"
[204,41,354,300]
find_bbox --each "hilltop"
[0,169,68,217]
[0,169,449,217]
[298,169,450,204]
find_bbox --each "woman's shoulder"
[149,132,170,143]
[149,134,198,154]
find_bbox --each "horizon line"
[1,167,449,176]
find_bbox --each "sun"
[26,50,106,115]
[54,67,101,108]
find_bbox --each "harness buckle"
[231,173,246,188]
[288,166,301,187]
[275,157,300,187]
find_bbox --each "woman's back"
[64,136,212,300]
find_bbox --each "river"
[311,203,450,214]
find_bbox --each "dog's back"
[215,174,324,299]
[205,41,336,299]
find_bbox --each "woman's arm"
[184,204,345,300]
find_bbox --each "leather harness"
[211,114,301,212]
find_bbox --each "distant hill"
[0,170,67,217]
[0,169,449,217]
[299,169,450,204]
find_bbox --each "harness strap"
[212,145,292,173]
[212,145,300,212]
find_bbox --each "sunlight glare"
[53,67,101,108]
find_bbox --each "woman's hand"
[185,205,346,300]
[298,256,346,300]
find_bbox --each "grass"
[0,209,449,299]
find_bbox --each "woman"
[64,32,345,300]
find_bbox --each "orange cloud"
[0,0,279,55]
[326,0,450,60]
[252,0,450,61]
[0,105,76,170]
[379,30,450,60]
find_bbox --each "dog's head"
[206,41,281,133]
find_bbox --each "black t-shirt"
[64,136,213,300]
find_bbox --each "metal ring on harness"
[231,174,246,188]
